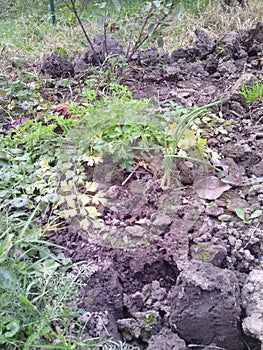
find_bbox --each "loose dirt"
[46,22,263,350]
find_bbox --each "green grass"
[1,0,262,67]
[240,81,263,105]
[0,206,103,349]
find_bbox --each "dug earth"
[48,21,263,350]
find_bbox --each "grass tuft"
[240,81,263,105]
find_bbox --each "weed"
[239,81,263,105]
[234,208,262,224]
[161,100,221,187]
[201,252,210,262]
[68,0,173,62]
[0,206,105,349]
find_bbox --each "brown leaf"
[194,175,232,200]
[54,102,71,119]
[11,117,29,128]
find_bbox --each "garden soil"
[47,22,263,350]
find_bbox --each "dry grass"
[165,0,263,51]
[0,0,262,69]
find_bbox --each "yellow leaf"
[40,158,49,171]
[178,129,196,149]
[177,149,187,157]
[83,155,94,166]
[60,180,70,192]
[92,191,107,205]
[79,218,90,230]
[79,207,87,216]
[197,138,207,154]
[63,208,77,219]
[83,155,103,166]
[169,122,177,135]
[57,195,65,205]
[85,182,98,192]
[60,180,74,192]
[86,206,101,219]
[66,13,72,21]
[93,156,103,165]
[80,194,91,206]
[66,195,76,208]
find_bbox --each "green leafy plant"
[240,81,263,105]
[161,100,221,187]
[58,179,106,230]
[0,205,101,349]
[67,0,173,63]
[234,208,262,225]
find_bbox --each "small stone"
[206,206,224,217]
[242,269,263,343]
[191,244,227,267]
[218,214,232,222]
[152,214,172,228]
[235,239,243,250]
[244,250,255,262]
[147,328,187,350]
[228,236,236,246]
[125,225,145,237]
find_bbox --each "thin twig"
[68,0,101,64]
[127,12,152,61]
[122,164,140,186]
[188,345,227,350]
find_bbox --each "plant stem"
[164,154,222,172]
[68,0,101,64]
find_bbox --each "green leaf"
[153,1,161,8]
[112,0,121,11]
[144,2,152,12]
[148,23,155,35]
[4,321,20,338]
[250,210,262,219]
[42,193,59,203]
[12,196,29,208]
[0,267,20,289]
[94,13,105,27]
[97,2,107,9]
[18,295,39,312]
[157,37,164,49]
[235,208,245,221]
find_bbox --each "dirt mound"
[50,22,263,350]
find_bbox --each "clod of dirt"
[73,34,124,71]
[147,328,186,350]
[190,243,227,267]
[41,53,74,78]
[193,28,216,59]
[169,261,244,350]
[250,97,263,122]
[47,21,263,350]
[117,310,160,342]
[241,269,263,345]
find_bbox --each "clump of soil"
[49,22,263,350]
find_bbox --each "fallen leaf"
[11,117,29,128]
[194,175,232,200]
[54,102,71,118]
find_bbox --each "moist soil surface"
[46,23,263,349]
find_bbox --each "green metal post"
[49,0,56,26]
